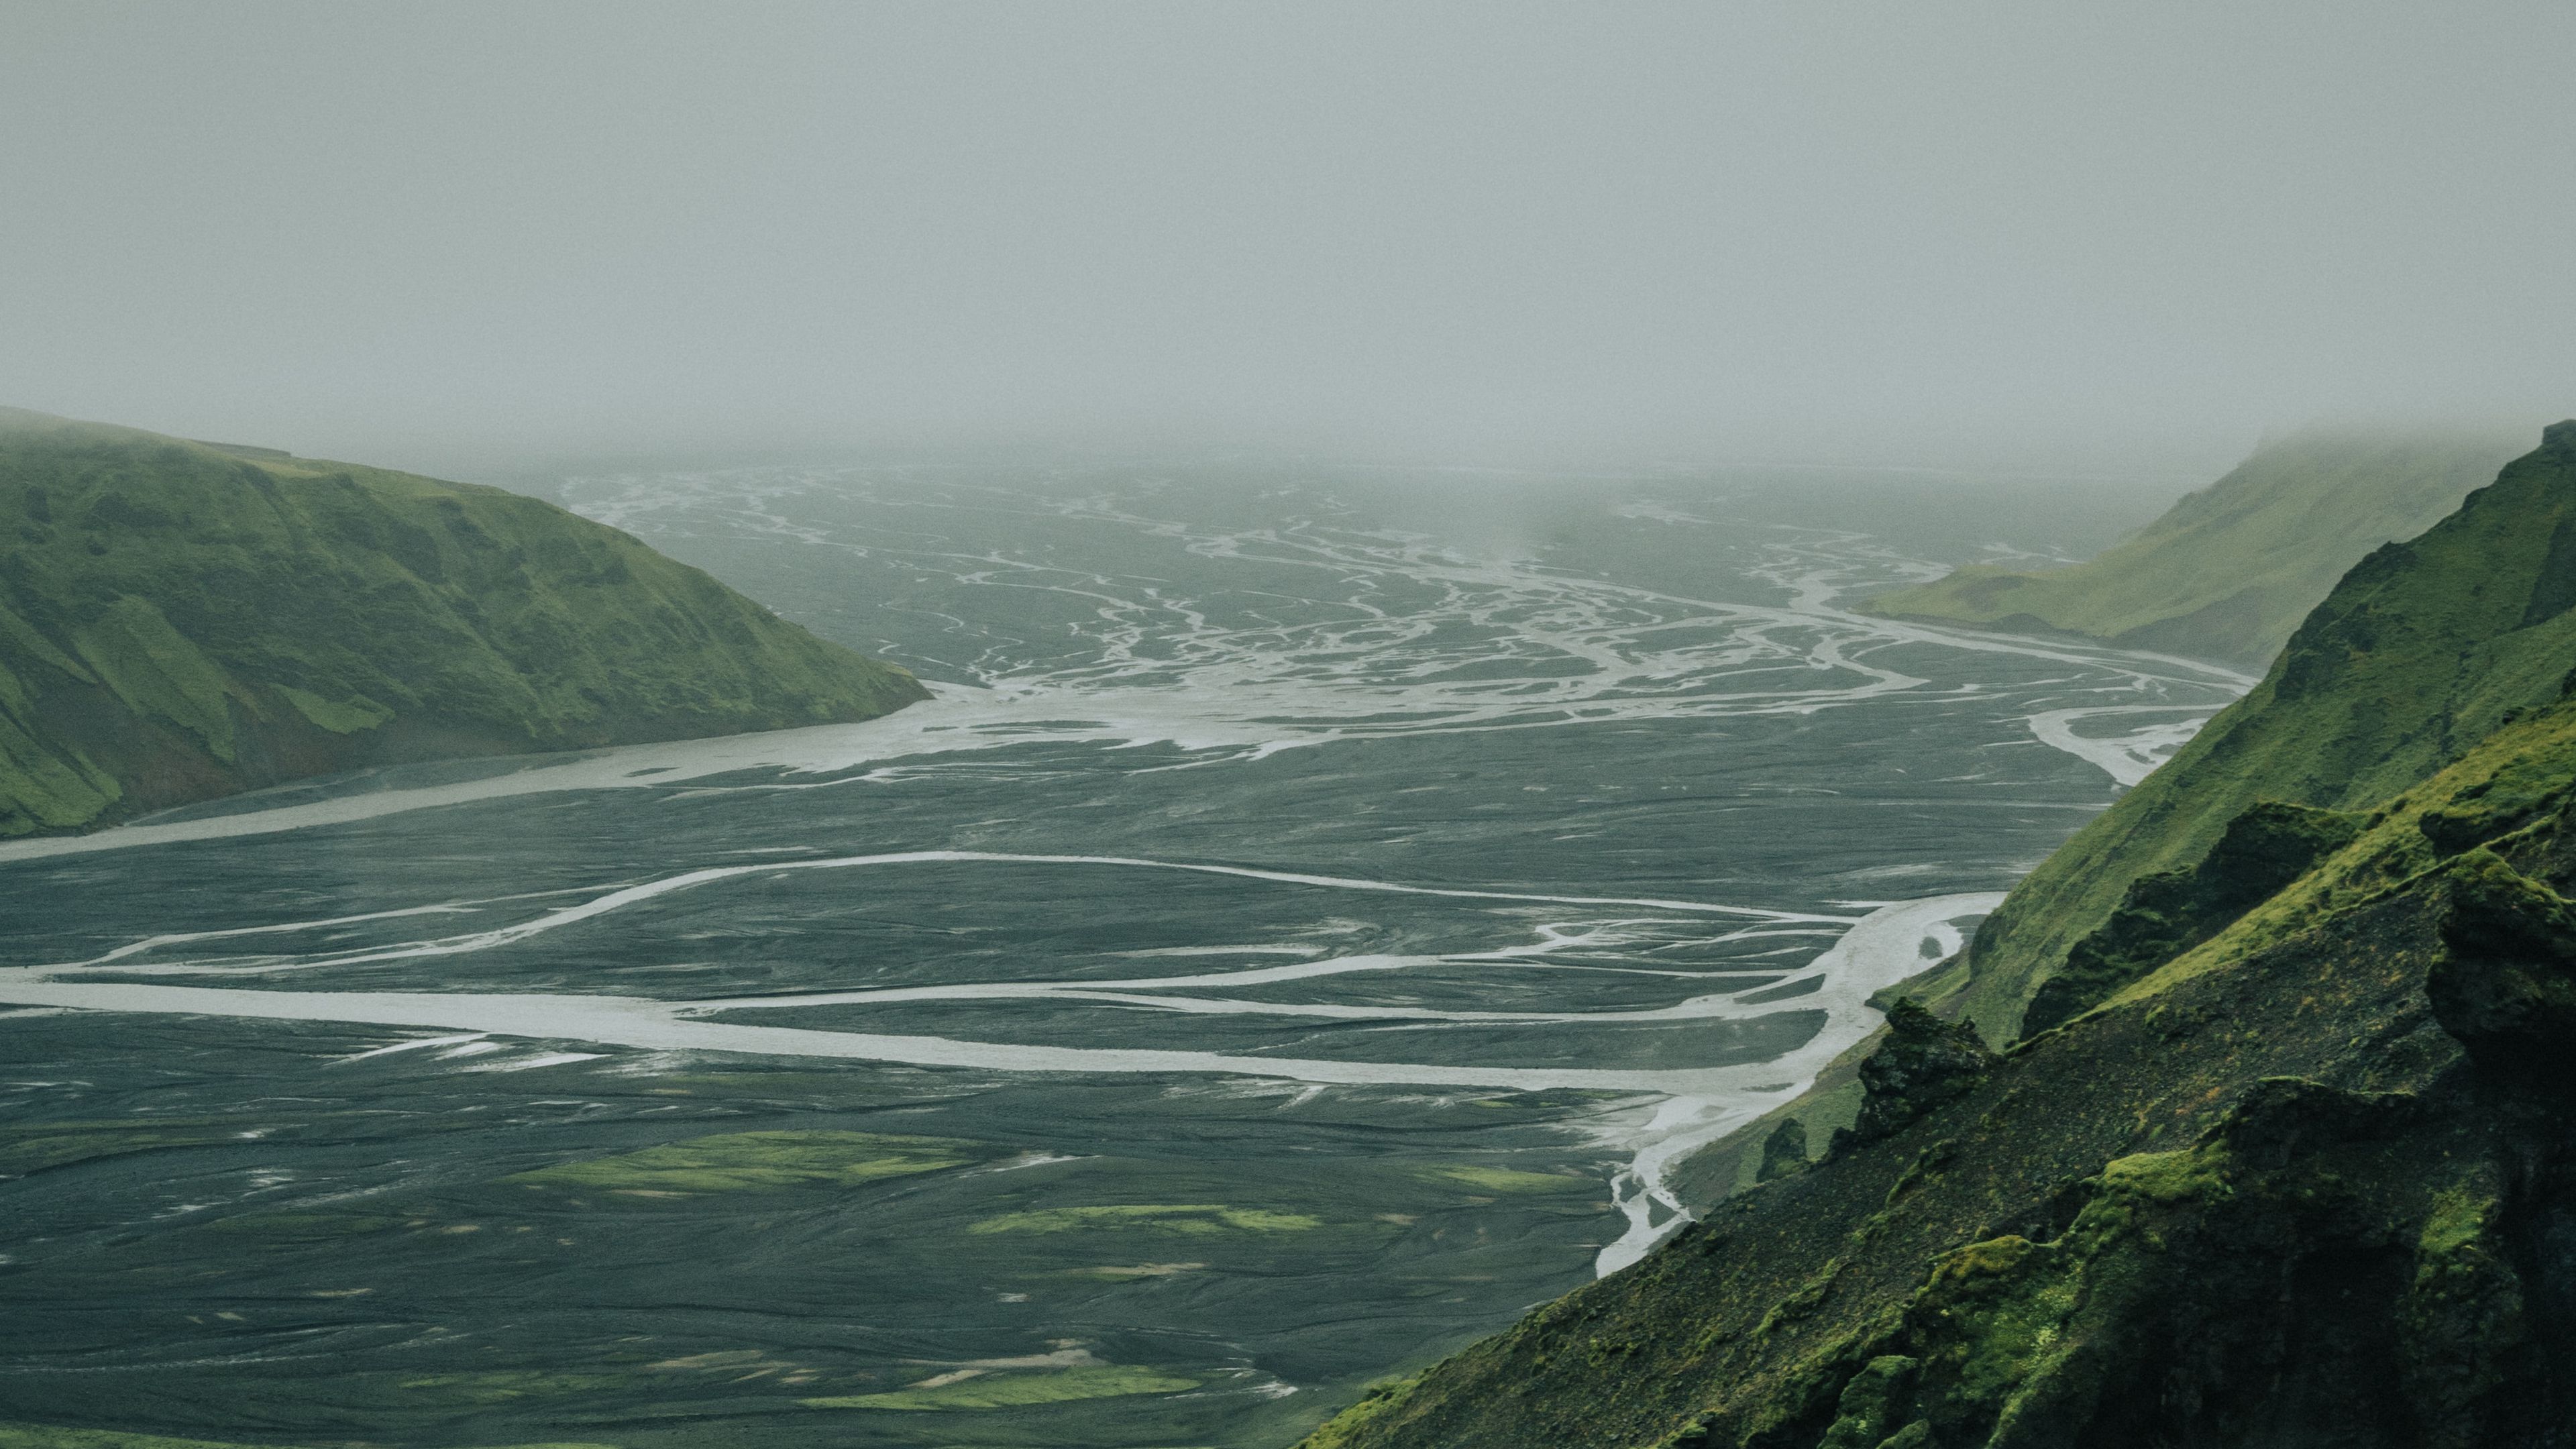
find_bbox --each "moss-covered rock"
[1843,1000,1994,1147]
[2398,1185,2528,1446]
[0,408,927,835]
[2021,801,2366,1037]
[2425,850,2576,1084]
[1815,1355,1921,1449]
[1759,1119,1813,1184]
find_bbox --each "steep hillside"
[1300,612,2576,1449]
[1860,427,2525,669]
[0,409,926,836]
[1954,420,2576,1039]
[1295,422,2576,1449]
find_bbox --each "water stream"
[0,460,2243,1447]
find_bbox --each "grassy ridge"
[1295,606,2576,1449]
[1293,421,2576,1448]
[1954,420,2576,1038]
[0,408,926,835]
[1859,427,2526,669]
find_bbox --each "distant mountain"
[0,409,926,836]
[1296,422,2576,1448]
[1860,427,2528,669]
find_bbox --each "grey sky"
[3,1,2571,473]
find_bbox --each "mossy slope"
[1296,423,2576,1449]
[1297,696,2576,1449]
[1860,427,2525,669]
[1957,420,2576,1039]
[2016,801,2364,1036]
[0,408,926,835]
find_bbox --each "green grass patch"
[396,1371,624,1404]
[1297,1375,1425,1448]
[1057,1261,1208,1280]
[0,1120,243,1177]
[506,1130,979,1195]
[276,684,390,734]
[802,1364,1197,1411]
[205,1211,404,1239]
[1412,1165,1589,1194]
[967,1203,1322,1236]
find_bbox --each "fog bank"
[4,2,2571,475]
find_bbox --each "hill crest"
[0,409,926,835]
[1860,426,2529,669]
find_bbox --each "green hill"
[1294,422,2576,1449]
[1952,420,2576,1041]
[1859,427,2527,669]
[0,409,926,836]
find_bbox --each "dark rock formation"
[1843,999,1995,1147]
[1757,1119,1811,1184]
[2021,800,2365,1038]
[2427,849,2576,1085]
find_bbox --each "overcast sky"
[3,1,2571,474]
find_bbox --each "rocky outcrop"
[2426,850,2576,1085]
[1757,1120,1812,1185]
[2019,801,2365,1037]
[1841,1000,1995,1146]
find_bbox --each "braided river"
[0,460,2246,1447]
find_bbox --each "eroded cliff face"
[1294,423,2576,1449]
[0,410,927,835]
